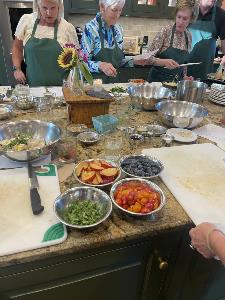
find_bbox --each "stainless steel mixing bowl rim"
[110,177,166,217]
[155,100,209,117]
[53,186,112,229]
[119,154,164,179]
[0,120,61,154]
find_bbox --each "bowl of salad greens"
[53,186,112,229]
[0,120,61,162]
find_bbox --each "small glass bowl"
[161,134,174,146]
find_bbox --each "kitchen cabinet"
[166,228,225,300]
[66,0,130,16]
[66,0,169,18]
[0,230,183,300]
[69,0,98,14]
[129,0,164,18]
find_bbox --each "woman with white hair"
[80,0,125,83]
[12,0,78,86]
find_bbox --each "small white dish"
[166,128,198,143]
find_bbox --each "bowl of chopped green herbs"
[53,186,112,229]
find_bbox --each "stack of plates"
[209,83,225,105]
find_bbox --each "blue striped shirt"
[80,12,123,73]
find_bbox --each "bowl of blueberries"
[120,155,164,179]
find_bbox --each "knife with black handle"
[28,162,44,215]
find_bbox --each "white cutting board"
[0,164,67,256]
[142,143,225,226]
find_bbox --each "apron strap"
[53,20,58,40]
[31,18,39,37]
[211,5,216,22]
[170,24,176,47]
[98,17,104,49]
[170,24,189,50]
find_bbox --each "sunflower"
[57,48,78,69]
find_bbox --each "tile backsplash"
[68,14,173,45]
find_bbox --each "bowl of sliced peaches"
[110,178,166,217]
[74,159,121,188]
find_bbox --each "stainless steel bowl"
[110,178,166,217]
[77,131,100,145]
[74,159,121,188]
[120,154,164,179]
[0,104,13,120]
[0,120,61,161]
[155,100,208,129]
[128,84,173,111]
[176,80,207,105]
[54,186,112,229]
[15,95,35,110]
[147,124,167,136]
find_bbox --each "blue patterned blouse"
[80,12,123,73]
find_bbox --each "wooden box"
[63,87,113,128]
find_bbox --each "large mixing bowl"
[176,80,207,105]
[0,120,61,161]
[128,84,173,111]
[155,100,208,129]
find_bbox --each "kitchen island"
[0,93,225,300]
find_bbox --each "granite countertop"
[0,94,224,267]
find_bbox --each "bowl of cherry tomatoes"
[110,178,166,217]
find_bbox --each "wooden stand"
[63,87,113,127]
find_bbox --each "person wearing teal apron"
[12,0,78,86]
[188,5,217,80]
[92,16,124,84]
[80,0,125,84]
[24,18,67,87]
[148,24,190,83]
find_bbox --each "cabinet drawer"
[0,241,150,293]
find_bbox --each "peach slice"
[75,162,89,177]
[100,160,113,168]
[100,167,118,177]
[96,172,103,184]
[92,176,99,185]
[92,160,102,166]
[90,162,104,171]
[81,170,96,182]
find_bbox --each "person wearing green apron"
[188,0,225,80]
[80,0,125,84]
[92,16,124,83]
[134,1,195,83]
[148,25,189,83]
[24,18,66,87]
[12,0,78,86]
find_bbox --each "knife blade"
[28,162,44,215]
[164,62,202,69]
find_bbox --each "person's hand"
[184,75,194,81]
[99,62,117,77]
[163,59,180,69]
[189,222,216,259]
[221,55,225,67]
[13,69,26,84]
[133,59,148,66]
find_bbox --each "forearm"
[209,230,225,266]
[12,43,23,69]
